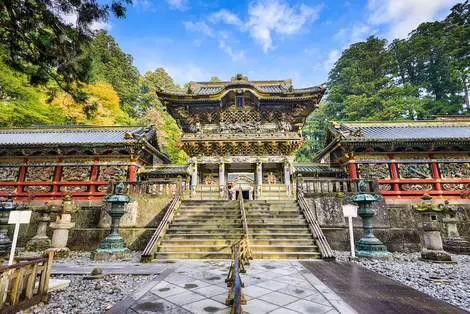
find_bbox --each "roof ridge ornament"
[231,73,248,82]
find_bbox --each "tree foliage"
[0,0,131,101]
[298,1,470,161]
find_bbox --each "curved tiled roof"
[330,121,470,141]
[0,126,155,145]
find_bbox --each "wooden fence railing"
[297,195,335,261]
[140,196,182,262]
[0,252,54,314]
[109,180,186,196]
[298,178,377,195]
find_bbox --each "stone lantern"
[440,201,470,254]
[26,205,52,251]
[413,194,452,262]
[45,195,80,258]
[91,182,131,261]
[351,180,391,258]
[0,194,18,255]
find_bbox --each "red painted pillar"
[16,158,28,199]
[52,158,63,199]
[348,156,357,179]
[389,154,400,197]
[129,157,136,182]
[89,156,99,198]
[430,154,442,197]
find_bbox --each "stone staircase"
[246,200,321,259]
[153,199,321,259]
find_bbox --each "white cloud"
[193,39,202,46]
[333,28,347,40]
[183,21,214,37]
[350,24,371,42]
[368,0,456,38]
[59,12,112,31]
[218,32,245,61]
[247,0,323,53]
[209,9,244,28]
[323,50,340,71]
[166,0,190,11]
[304,46,318,56]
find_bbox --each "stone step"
[250,233,313,239]
[164,233,244,240]
[175,214,242,219]
[173,218,242,223]
[166,228,245,234]
[249,239,315,245]
[154,252,232,259]
[160,239,315,246]
[250,228,311,234]
[246,223,309,228]
[246,218,307,223]
[178,209,241,214]
[251,252,322,259]
[250,245,319,253]
[160,239,239,246]
[245,214,304,218]
[169,223,242,228]
[158,245,232,253]
[180,205,239,209]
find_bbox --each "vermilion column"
[89,156,99,197]
[52,158,63,199]
[430,154,441,195]
[129,158,136,181]
[16,157,28,198]
[348,156,357,179]
[389,154,400,196]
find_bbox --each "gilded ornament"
[60,185,88,192]
[0,167,19,181]
[401,184,433,191]
[439,163,470,179]
[61,166,91,181]
[26,166,55,181]
[397,163,432,179]
[357,163,390,179]
[98,166,128,181]
[24,186,52,192]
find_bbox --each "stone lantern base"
[356,238,391,259]
[90,250,131,261]
[26,237,51,251]
[45,247,71,259]
[90,234,131,261]
[420,249,453,262]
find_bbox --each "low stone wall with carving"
[12,195,175,251]
[304,196,470,252]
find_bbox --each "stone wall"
[13,195,174,251]
[305,196,470,253]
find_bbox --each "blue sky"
[99,0,460,88]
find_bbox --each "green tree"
[210,76,222,82]
[89,31,141,118]
[0,0,131,101]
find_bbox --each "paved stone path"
[107,260,355,314]
[301,261,468,314]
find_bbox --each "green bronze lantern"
[0,194,18,255]
[91,182,131,261]
[351,180,391,258]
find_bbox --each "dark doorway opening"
[242,190,249,200]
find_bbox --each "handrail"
[238,187,252,264]
[140,196,181,261]
[225,240,247,314]
[298,195,335,261]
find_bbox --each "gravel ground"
[335,250,470,311]
[18,250,142,264]
[19,274,152,314]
